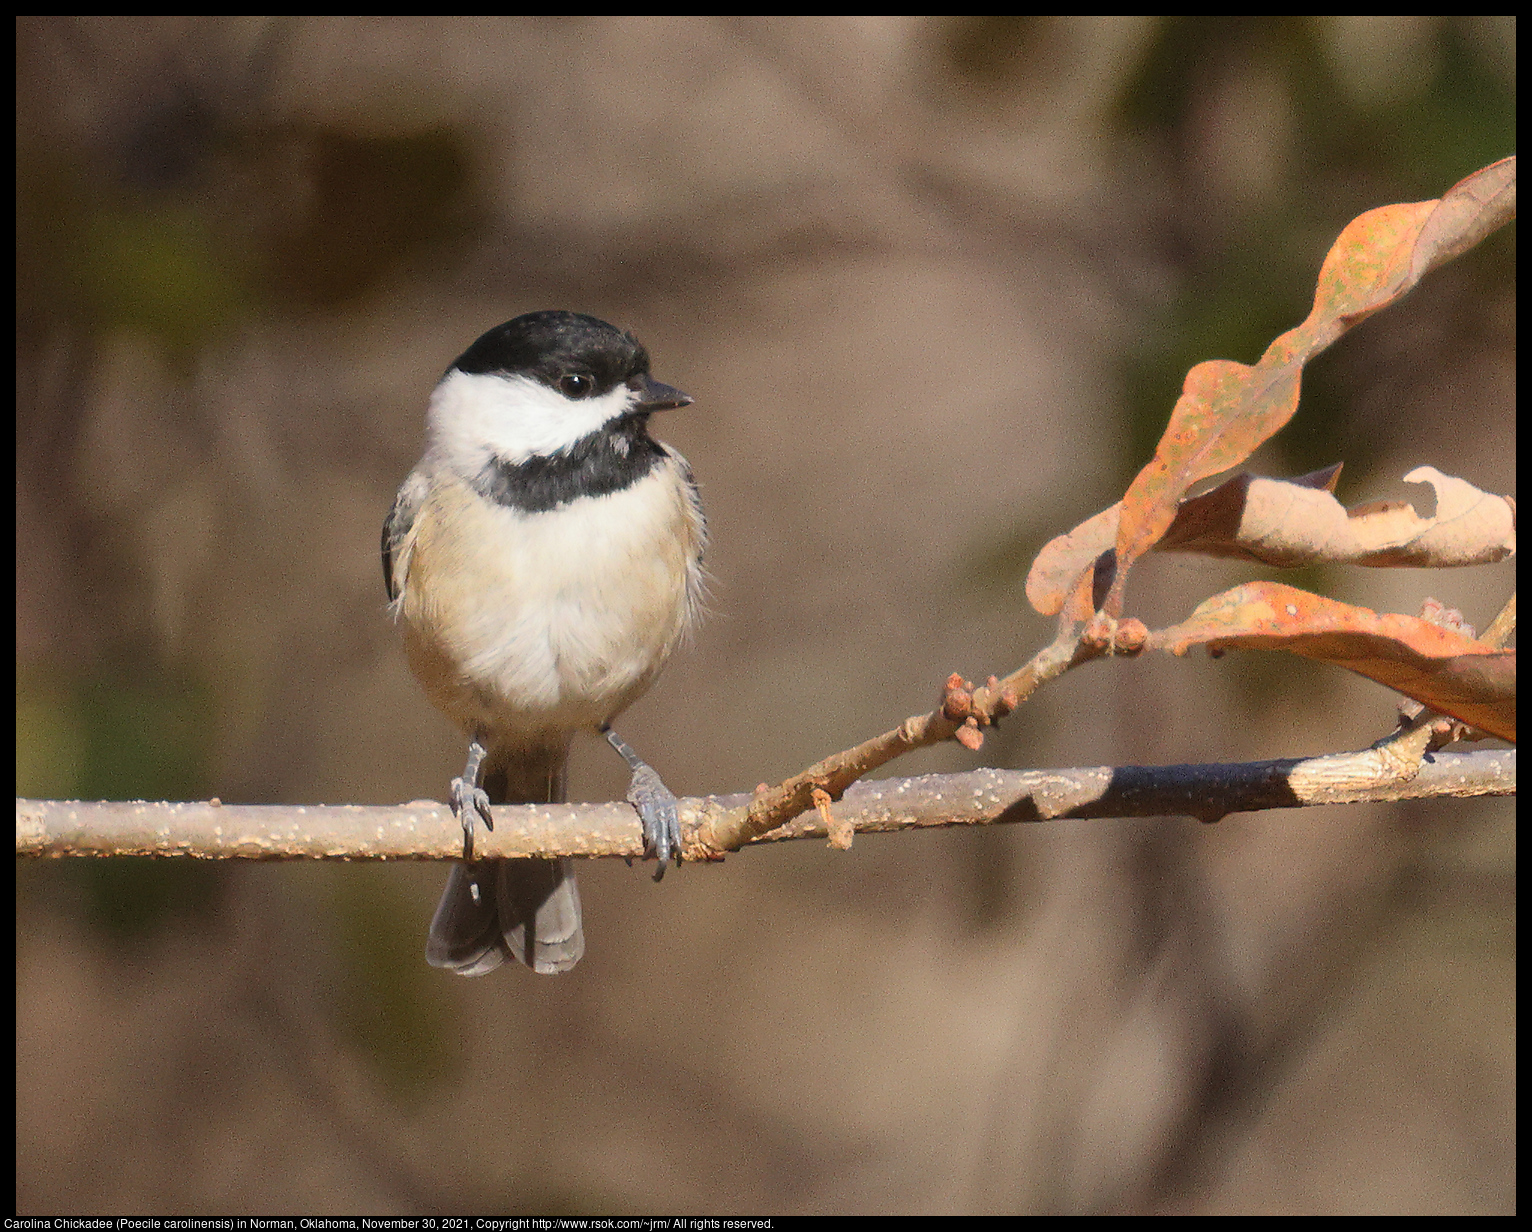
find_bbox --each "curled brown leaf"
[1027,157,1517,619]
[1028,464,1515,616]
[1148,581,1515,742]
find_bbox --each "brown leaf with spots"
[1148,581,1515,742]
[1087,156,1516,617]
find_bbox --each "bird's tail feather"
[425,743,584,976]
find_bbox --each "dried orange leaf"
[1027,465,1513,615]
[1149,581,1515,741]
[1102,156,1517,616]
[1027,503,1120,617]
[1159,465,1516,567]
[1027,466,1339,616]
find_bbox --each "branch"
[15,747,1514,860]
[702,628,1091,854]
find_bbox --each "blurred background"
[16,16,1514,1215]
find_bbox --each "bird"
[382,310,706,974]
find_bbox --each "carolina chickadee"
[383,311,706,975]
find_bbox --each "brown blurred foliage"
[16,16,1514,1215]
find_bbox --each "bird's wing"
[382,468,431,604]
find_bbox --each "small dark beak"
[630,374,694,413]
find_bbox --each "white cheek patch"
[427,370,632,473]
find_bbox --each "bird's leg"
[602,723,682,881]
[449,735,495,901]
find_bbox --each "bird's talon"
[450,775,494,863]
[625,763,682,879]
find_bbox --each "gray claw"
[450,775,493,863]
[626,764,681,882]
[603,724,683,881]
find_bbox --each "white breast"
[399,460,702,743]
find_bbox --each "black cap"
[451,311,676,403]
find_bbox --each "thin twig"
[699,627,1090,855]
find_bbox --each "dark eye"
[558,373,595,399]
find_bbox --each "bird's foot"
[449,774,493,869]
[626,763,682,882]
[603,724,682,881]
